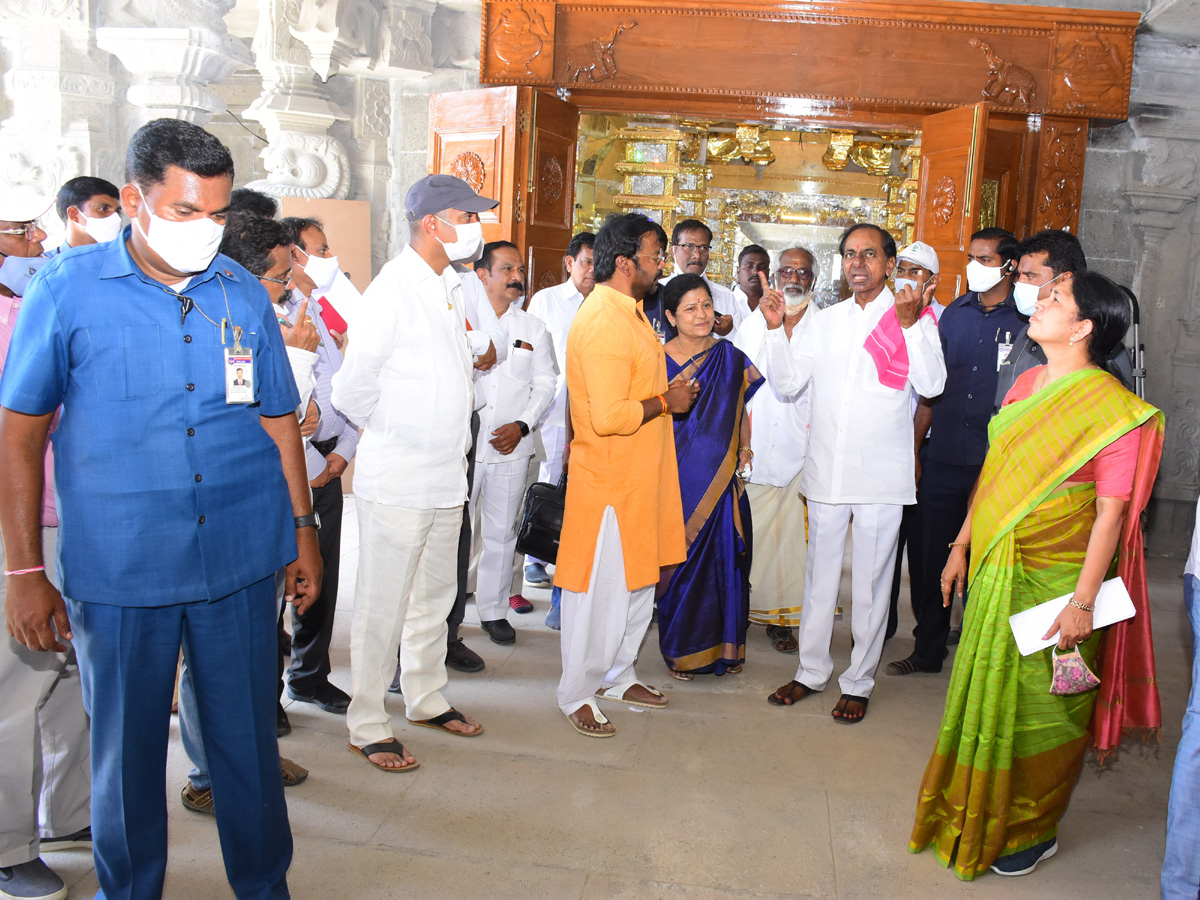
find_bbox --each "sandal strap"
[572,698,609,724]
[425,708,467,728]
[358,738,407,757]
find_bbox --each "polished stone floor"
[47,497,1191,898]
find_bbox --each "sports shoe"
[39,827,91,852]
[0,859,66,900]
[990,838,1057,876]
[524,563,551,587]
[509,594,534,614]
[181,782,214,815]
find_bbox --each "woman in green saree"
[909,271,1164,880]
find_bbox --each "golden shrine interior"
[574,116,922,306]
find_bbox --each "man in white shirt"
[331,174,495,771]
[729,244,771,330]
[660,218,736,336]
[468,241,555,644]
[522,231,594,615]
[732,246,817,654]
[761,224,945,724]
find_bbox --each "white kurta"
[764,287,946,506]
[730,286,757,332]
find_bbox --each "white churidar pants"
[526,422,566,567]
[556,506,654,715]
[469,456,528,621]
[0,527,91,867]
[347,499,461,746]
[795,500,902,698]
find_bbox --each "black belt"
[311,437,338,457]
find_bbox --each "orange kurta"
[555,284,686,593]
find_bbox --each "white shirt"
[659,272,736,319]
[331,246,475,509]
[272,301,318,422]
[458,270,509,373]
[475,303,557,465]
[734,306,813,487]
[764,287,946,505]
[730,286,757,331]
[524,279,585,432]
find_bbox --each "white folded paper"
[1008,576,1136,657]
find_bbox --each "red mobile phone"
[317,296,348,334]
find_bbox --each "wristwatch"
[516,420,530,437]
[294,513,321,530]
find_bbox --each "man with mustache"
[733,247,817,654]
[660,218,737,336]
[468,241,555,645]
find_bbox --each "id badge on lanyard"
[997,329,1014,372]
[224,325,254,404]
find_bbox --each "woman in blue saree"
[657,274,764,679]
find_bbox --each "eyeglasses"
[0,220,41,240]
[260,271,292,286]
[637,252,667,264]
[673,243,711,253]
[777,267,813,279]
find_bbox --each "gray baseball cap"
[405,174,498,221]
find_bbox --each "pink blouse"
[1002,367,1138,501]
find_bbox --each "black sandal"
[767,680,818,706]
[347,739,420,772]
[831,694,869,724]
[409,707,484,737]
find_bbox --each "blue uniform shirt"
[0,228,300,607]
[926,289,1026,468]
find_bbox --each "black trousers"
[446,410,481,644]
[886,501,923,641]
[910,457,981,669]
[287,476,344,692]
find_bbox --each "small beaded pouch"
[1050,647,1101,696]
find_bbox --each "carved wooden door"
[428,85,579,296]
[1021,116,1087,235]
[915,103,989,300]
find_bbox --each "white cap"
[0,187,53,224]
[897,240,939,275]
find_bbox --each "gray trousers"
[0,528,91,866]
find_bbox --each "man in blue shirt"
[888,227,1023,676]
[0,118,321,900]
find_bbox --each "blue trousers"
[1163,573,1200,900]
[67,577,291,900]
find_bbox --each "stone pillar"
[0,0,121,244]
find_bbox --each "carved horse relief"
[969,38,1036,108]
[564,20,637,84]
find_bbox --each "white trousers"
[0,527,91,867]
[795,500,902,698]
[468,456,528,621]
[347,500,461,745]
[527,422,566,566]
[556,506,654,715]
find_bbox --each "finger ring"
[305,316,313,323]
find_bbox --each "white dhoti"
[794,500,902,698]
[556,506,654,715]
[746,470,807,626]
[347,499,461,745]
[468,456,528,621]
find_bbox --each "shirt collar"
[965,287,1016,311]
[98,225,241,289]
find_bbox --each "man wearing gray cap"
[332,174,496,771]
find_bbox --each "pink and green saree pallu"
[909,369,1164,880]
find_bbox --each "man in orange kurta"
[555,213,698,737]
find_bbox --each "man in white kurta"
[522,232,594,595]
[331,174,495,769]
[733,247,818,651]
[729,244,771,331]
[469,241,555,644]
[762,224,945,721]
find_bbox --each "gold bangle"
[739,446,754,457]
[948,541,969,548]
[1068,598,1095,613]
[659,395,669,417]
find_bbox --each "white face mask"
[435,216,484,263]
[966,259,1008,294]
[82,211,123,244]
[134,186,224,274]
[1013,271,1067,316]
[0,253,49,296]
[296,247,341,293]
[894,277,918,295]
